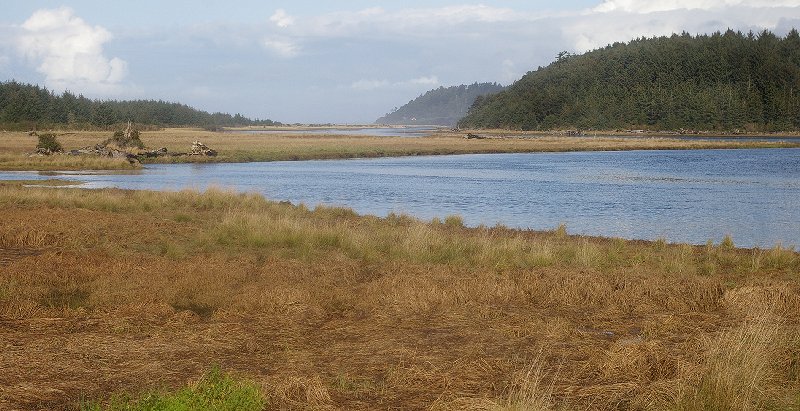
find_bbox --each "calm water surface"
[3,149,798,248]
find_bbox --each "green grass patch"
[83,367,265,411]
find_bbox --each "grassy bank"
[0,183,798,409]
[1,128,799,170]
[0,153,139,171]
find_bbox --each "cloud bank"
[593,0,800,13]
[17,7,127,94]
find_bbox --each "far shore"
[1,127,799,171]
[229,124,800,137]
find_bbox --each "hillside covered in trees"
[0,81,279,130]
[460,30,800,132]
[377,83,504,126]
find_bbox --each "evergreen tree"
[0,81,280,129]
[460,30,800,132]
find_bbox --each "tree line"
[0,81,280,130]
[459,30,800,132]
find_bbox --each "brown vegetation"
[0,183,798,409]
[1,128,798,170]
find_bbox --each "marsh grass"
[430,354,554,411]
[0,179,82,187]
[0,185,798,410]
[0,228,55,249]
[494,355,554,411]
[83,367,265,411]
[0,153,138,171]
[2,129,799,170]
[676,305,796,411]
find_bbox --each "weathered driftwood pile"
[34,147,60,156]
[189,141,217,156]
[64,141,218,163]
[68,145,140,164]
[29,126,218,163]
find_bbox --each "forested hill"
[459,30,800,132]
[376,82,504,126]
[0,81,278,129]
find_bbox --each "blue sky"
[2,1,800,123]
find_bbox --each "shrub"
[720,235,735,249]
[203,124,223,132]
[36,133,63,153]
[104,126,145,149]
[444,214,465,228]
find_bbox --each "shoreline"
[1,128,799,171]
[0,183,798,409]
[0,177,795,251]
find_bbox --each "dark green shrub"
[105,128,145,149]
[36,133,63,153]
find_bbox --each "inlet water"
[3,148,799,248]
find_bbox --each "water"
[227,126,440,137]
[2,148,799,248]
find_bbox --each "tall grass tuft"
[444,214,465,228]
[553,223,568,238]
[497,357,553,411]
[720,234,735,249]
[676,306,785,410]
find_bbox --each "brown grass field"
[0,183,798,410]
[1,128,799,170]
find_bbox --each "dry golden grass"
[1,128,798,170]
[0,153,139,171]
[0,185,798,409]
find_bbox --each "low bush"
[36,133,63,153]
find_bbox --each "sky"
[2,1,800,124]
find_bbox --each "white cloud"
[270,9,294,28]
[593,0,800,13]
[17,7,128,94]
[298,5,525,38]
[570,4,800,51]
[404,76,439,86]
[351,76,440,91]
[390,5,518,24]
[263,37,299,57]
[351,79,390,90]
